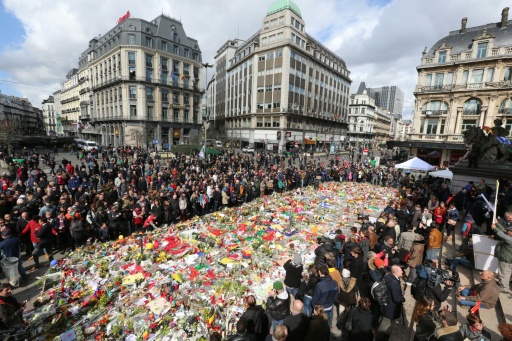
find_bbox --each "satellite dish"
[426,111,432,116]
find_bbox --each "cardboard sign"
[472,234,499,273]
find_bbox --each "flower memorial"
[27,182,396,340]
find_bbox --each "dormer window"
[438,51,446,63]
[477,42,488,58]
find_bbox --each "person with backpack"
[376,265,405,341]
[459,214,478,253]
[445,203,460,243]
[343,297,375,341]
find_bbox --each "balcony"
[90,115,201,124]
[415,85,453,93]
[91,76,202,92]
[462,109,481,116]
[498,108,512,115]
[79,87,89,95]
[61,96,80,104]
[80,100,89,106]
[422,109,448,116]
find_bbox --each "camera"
[437,268,460,287]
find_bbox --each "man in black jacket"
[283,300,309,341]
[33,216,54,268]
[377,265,405,341]
[266,281,290,332]
[226,318,258,341]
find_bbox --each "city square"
[1,0,512,340]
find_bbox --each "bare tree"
[0,118,22,155]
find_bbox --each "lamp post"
[201,62,213,125]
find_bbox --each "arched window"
[421,101,449,116]
[463,98,482,115]
[498,98,512,114]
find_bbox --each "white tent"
[394,157,436,171]
[429,169,453,180]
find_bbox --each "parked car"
[242,146,255,153]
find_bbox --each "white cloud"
[0,0,510,119]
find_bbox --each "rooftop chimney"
[460,17,467,33]
[501,7,509,28]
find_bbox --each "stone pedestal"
[451,160,506,192]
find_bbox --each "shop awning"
[304,138,316,145]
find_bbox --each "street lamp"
[201,62,213,122]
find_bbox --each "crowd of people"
[0,145,512,340]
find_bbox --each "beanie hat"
[273,281,283,290]
[341,269,350,278]
[374,258,385,268]
[293,254,302,265]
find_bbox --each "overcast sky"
[0,0,510,119]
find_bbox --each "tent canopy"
[394,157,436,171]
[195,146,221,155]
[429,169,453,180]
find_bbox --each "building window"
[146,69,152,82]
[173,92,180,103]
[477,42,488,58]
[470,69,483,83]
[128,52,136,65]
[504,67,512,81]
[129,67,136,80]
[275,49,283,58]
[173,110,179,121]
[145,37,153,48]
[162,41,168,51]
[147,106,154,119]
[438,51,446,63]
[173,60,180,74]
[184,109,189,121]
[146,87,154,101]
[486,68,494,82]
[258,55,265,61]
[426,119,438,135]
[161,90,168,102]
[145,54,153,68]
[128,35,135,44]
[462,70,469,84]
[173,45,179,54]
[463,98,481,115]
[162,107,168,119]
[461,119,478,131]
[445,72,453,85]
[291,17,295,26]
[434,73,444,89]
[129,86,136,99]
[256,118,263,127]
[265,118,271,127]
[273,121,280,127]
[424,74,432,86]
[130,105,137,117]
[184,49,190,58]
[262,37,268,46]
[273,102,280,108]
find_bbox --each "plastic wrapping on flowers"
[26,182,395,340]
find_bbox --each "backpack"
[411,277,428,300]
[371,278,390,306]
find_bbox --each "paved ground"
[1,146,394,339]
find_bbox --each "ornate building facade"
[53,13,203,148]
[391,7,512,166]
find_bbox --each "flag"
[77,122,82,131]
[496,136,512,145]
[198,145,206,159]
[181,74,185,80]
[170,71,175,81]
[85,122,92,130]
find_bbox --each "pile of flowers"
[27,182,396,340]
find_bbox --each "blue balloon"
[50,260,58,267]
[197,252,204,257]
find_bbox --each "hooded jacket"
[494,222,512,263]
[434,325,463,341]
[312,275,338,310]
[337,277,358,306]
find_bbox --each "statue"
[461,119,512,163]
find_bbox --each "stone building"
[42,95,61,136]
[391,7,512,166]
[53,12,203,148]
[0,93,44,136]
[348,82,392,148]
[211,0,351,152]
